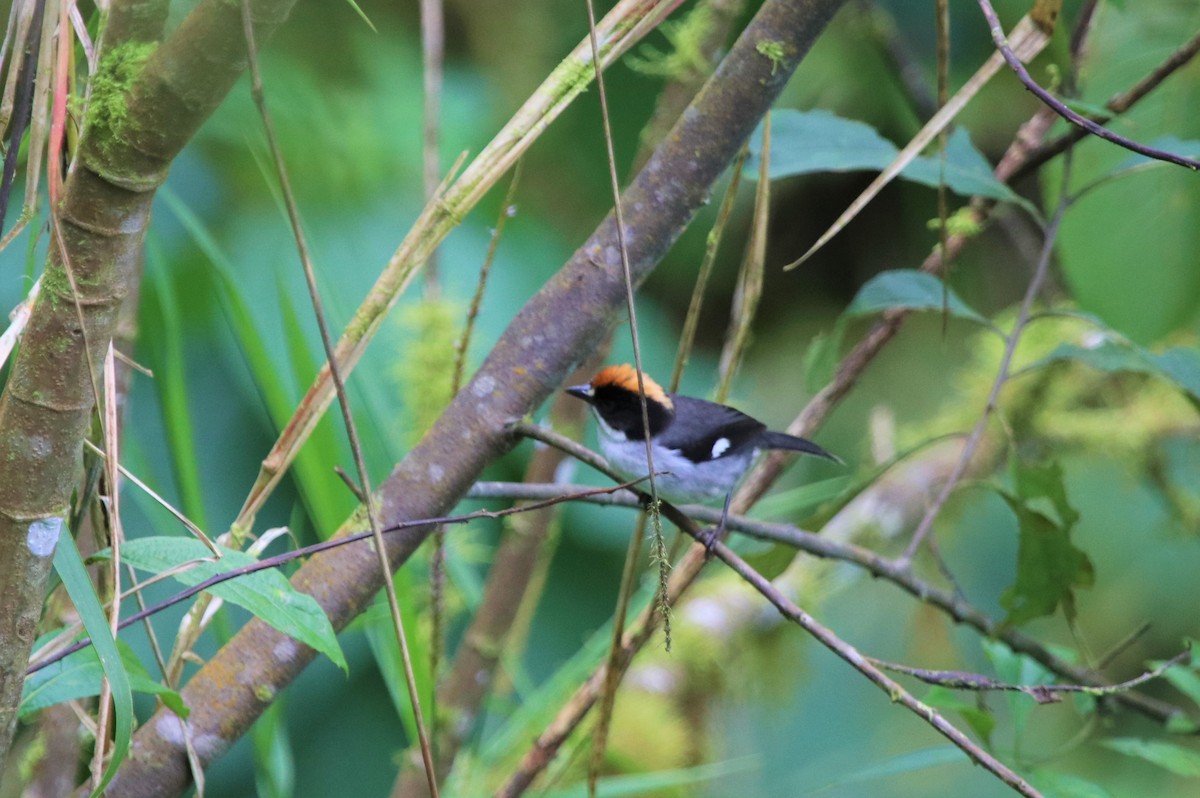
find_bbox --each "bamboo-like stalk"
[0,0,295,774]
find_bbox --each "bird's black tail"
[760,431,843,464]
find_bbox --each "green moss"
[393,298,462,447]
[755,40,788,75]
[626,5,715,80]
[550,50,594,102]
[86,41,157,154]
[929,207,984,238]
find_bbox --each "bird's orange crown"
[591,364,674,411]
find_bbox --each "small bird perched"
[566,364,840,504]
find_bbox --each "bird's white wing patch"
[711,437,731,458]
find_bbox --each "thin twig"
[870,648,1191,701]
[702,540,1042,796]
[583,0,670,790]
[26,480,652,675]
[91,344,123,791]
[977,0,1200,171]
[1013,26,1200,182]
[714,112,768,404]
[452,163,521,396]
[232,0,684,534]
[669,147,747,392]
[237,3,439,794]
[900,135,1073,564]
[83,440,219,555]
[420,0,444,293]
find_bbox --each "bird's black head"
[566,364,674,440]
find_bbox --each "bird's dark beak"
[565,384,594,403]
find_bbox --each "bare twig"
[233,0,686,533]
[714,113,768,404]
[900,130,1074,564]
[420,0,444,293]
[977,0,1200,171]
[871,648,1192,702]
[670,147,748,392]
[1013,26,1200,182]
[583,0,669,789]
[703,540,1041,796]
[27,479,652,677]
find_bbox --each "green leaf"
[106,537,346,672]
[750,109,899,178]
[21,638,186,720]
[539,756,758,797]
[251,701,295,798]
[902,129,1033,211]
[1013,460,1081,533]
[362,582,433,745]
[1099,737,1200,777]
[981,640,1053,741]
[1031,341,1200,407]
[997,481,1094,627]
[53,529,133,798]
[802,746,968,795]
[1161,661,1200,711]
[1029,769,1113,798]
[802,321,845,391]
[845,270,991,327]
[749,110,1033,211]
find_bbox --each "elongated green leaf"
[749,110,1032,210]
[22,638,186,719]
[145,237,210,531]
[1099,737,1200,777]
[803,746,968,795]
[361,583,432,745]
[251,701,295,798]
[105,537,346,672]
[275,277,348,533]
[540,756,758,797]
[845,270,991,327]
[53,529,133,797]
[160,188,354,535]
[1029,769,1113,798]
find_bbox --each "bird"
[566,363,840,505]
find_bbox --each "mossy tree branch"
[0,0,296,773]
[101,1,846,794]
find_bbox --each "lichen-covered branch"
[102,1,846,795]
[0,0,296,774]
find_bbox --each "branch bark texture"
[0,0,295,774]
[103,1,846,794]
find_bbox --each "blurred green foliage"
[3,0,1200,796]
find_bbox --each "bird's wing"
[659,395,766,463]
